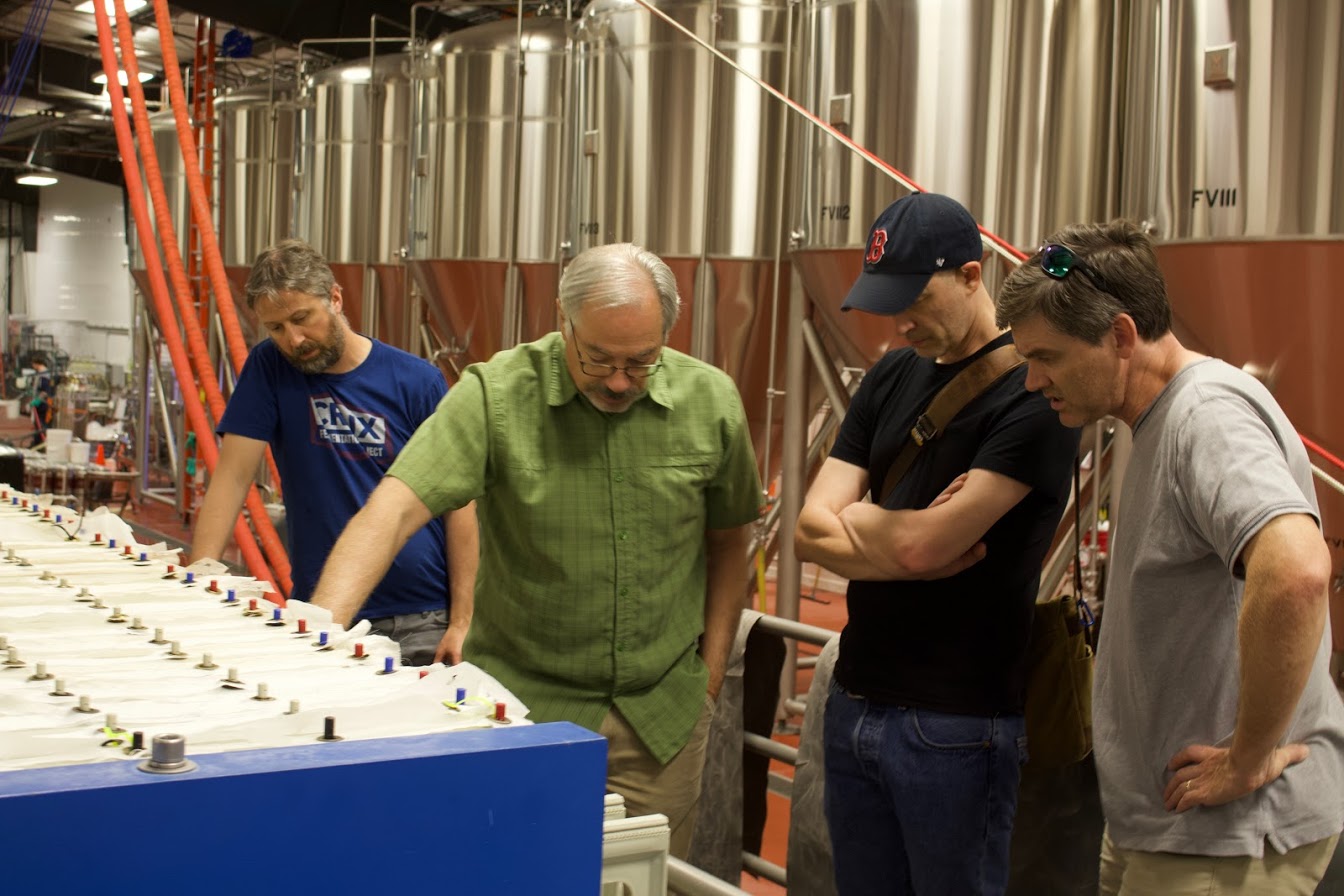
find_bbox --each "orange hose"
[188,18,204,332]
[147,2,249,380]
[146,1,292,590]
[203,21,217,277]
[94,1,281,597]
[110,0,289,598]
[151,0,282,493]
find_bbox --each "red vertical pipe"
[110,0,290,597]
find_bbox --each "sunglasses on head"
[1038,244,1118,298]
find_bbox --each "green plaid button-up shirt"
[390,331,761,762]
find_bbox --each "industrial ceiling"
[0,1,525,195]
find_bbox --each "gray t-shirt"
[1096,358,1344,857]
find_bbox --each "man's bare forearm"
[447,502,478,630]
[794,504,899,581]
[1228,515,1331,779]
[190,435,266,564]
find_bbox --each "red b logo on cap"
[865,229,888,264]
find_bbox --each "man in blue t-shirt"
[190,239,476,665]
[795,193,1078,896]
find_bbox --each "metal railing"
[669,858,761,896]
[661,612,840,896]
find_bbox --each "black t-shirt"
[830,332,1079,714]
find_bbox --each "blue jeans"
[823,680,1027,896]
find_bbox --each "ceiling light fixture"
[16,134,58,187]
[74,0,148,16]
[92,70,154,86]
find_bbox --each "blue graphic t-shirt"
[219,338,449,619]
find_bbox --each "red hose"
[1302,434,1344,476]
[94,1,282,597]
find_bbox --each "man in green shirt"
[309,242,761,856]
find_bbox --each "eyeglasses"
[1038,244,1118,298]
[570,325,662,380]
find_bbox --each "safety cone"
[94,443,105,466]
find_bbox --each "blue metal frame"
[0,722,607,894]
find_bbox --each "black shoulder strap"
[878,343,1025,506]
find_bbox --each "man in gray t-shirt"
[994,219,1344,895]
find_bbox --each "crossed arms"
[794,457,1030,582]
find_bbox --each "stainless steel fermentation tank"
[791,0,1124,370]
[128,91,297,346]
[791,0,1342,562]
[216,85,298,343]
[575,0,793,467]
[122,0,1341,570]
[409,1,792,461]
[1116,0,1344,568]
[128,113,195,335]
[408,15,571,375]
[295,56,414,349]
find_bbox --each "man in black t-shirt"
[796,193,1078,896]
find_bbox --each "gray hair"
[245,239,337,311]
[558,243,681,335]
[996,219,1172,344]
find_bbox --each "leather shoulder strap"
[878,343,1025,506]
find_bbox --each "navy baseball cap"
[842,193,985,315]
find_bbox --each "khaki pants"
[599,695,715,859]
[1099,827,1339,896]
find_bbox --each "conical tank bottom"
[791,247,905,370]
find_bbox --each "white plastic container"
[45,428,72,463]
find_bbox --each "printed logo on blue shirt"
[310,395,387,458]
